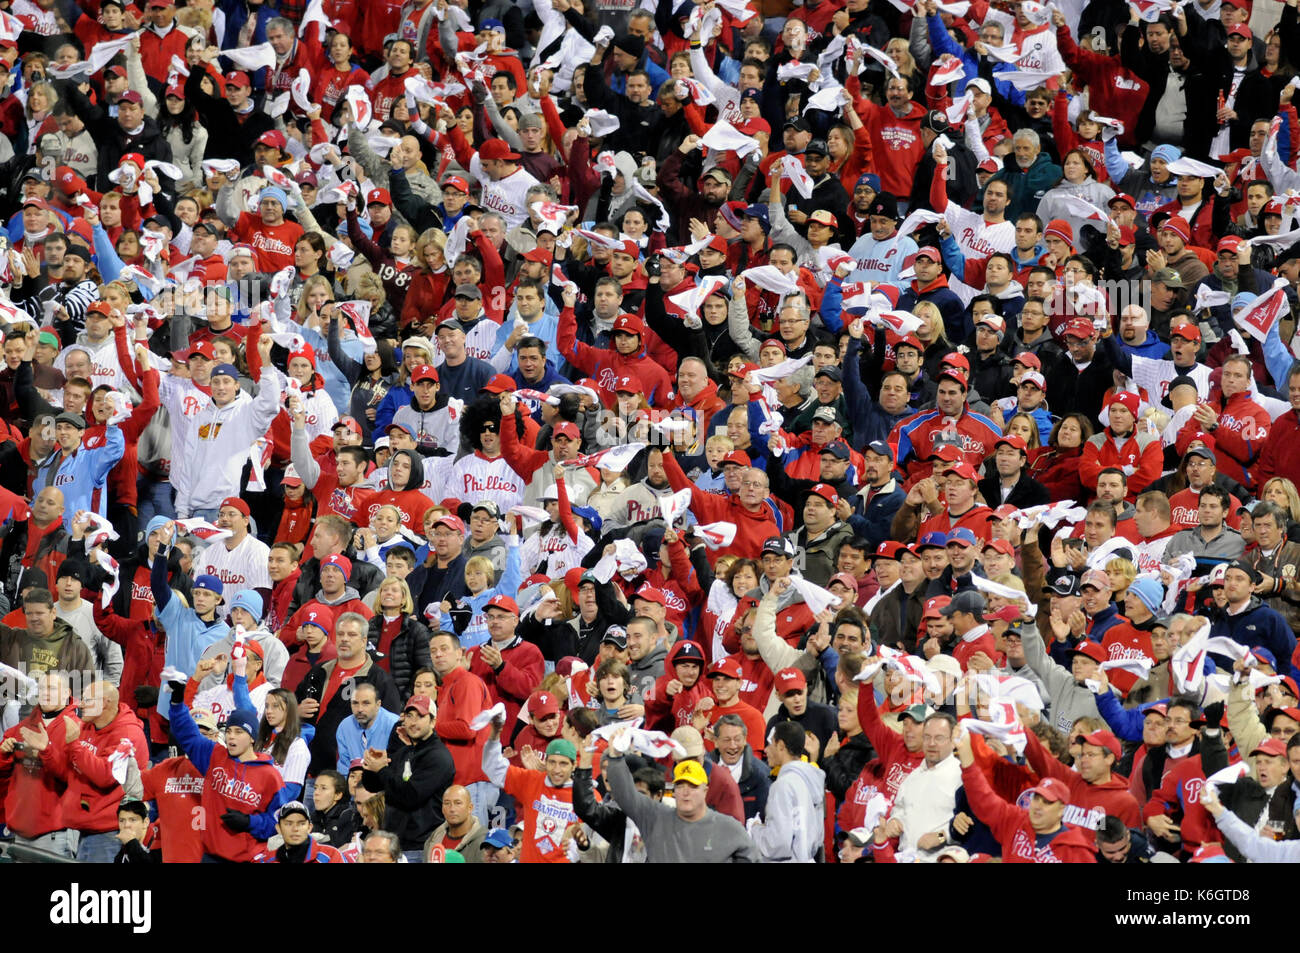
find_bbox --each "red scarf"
[320,658,364,713]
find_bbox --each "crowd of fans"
[1,0,1299,865]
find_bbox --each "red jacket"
[469,637,544,746]
[960,761,1099,862]
[140,756,205,863]
[857,685,925,783]
[1099,621,1156,696]
[1024,729,1142,829]
[138,22,189,84]
[1055,25,1147,149]
[663,450,779,562]
[434,664,492,785]
[0,703,80,838]
[63,702,148,835]
[917,503,995,545]
[94,601,164,710]
[1254,407,1300,489]
[952,626,1000,672]
[556,306,674,409]
[280,633,338,696]
[729,649,776,713]
[857,96,926,199]
[1176,390,1269,490]
[1079,428,1162,503]
[1144,754,1219,852]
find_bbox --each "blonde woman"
[1003,412,1042,450]
[25,82,57,155]
[1261,478,1300,541]
[401,228,450,332]
[366,575,432,700]
[913,301,951,381]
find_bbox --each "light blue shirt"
[335,707,400,774]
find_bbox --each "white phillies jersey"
[942,204,1015,262]
[520,525,595,578]
[198,534,272,603]
[448,452,525,513]
[55,336,134,395]
[431,320,498,365]
[157,374,214,501]
[468,157,540,230]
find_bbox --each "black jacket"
[183,64,276,165]
[59,82,174,192]
[296,654,401,776]
[361,730,456,851]
[821,732,875,804]
[977,472,1051,511]
[312,799,362,848]
[366,612,433,700]
[710,746,772,822]
[571,765,629,863]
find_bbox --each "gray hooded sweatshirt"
[749,758,826,863]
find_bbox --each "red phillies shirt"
[231,212,304,273]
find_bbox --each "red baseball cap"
[528,690,561,717]
[1079,729,1121,761]
[1108,192,1136,209]
[332,416,362,436]
[896,333,924,353]
[634,584,666,606]
[922,595,952,620]
[442,175,470,194]
[186,341,216,361]
[709,658,743,680]
[1170,322,1202,343]
[521,246,552,263]
[983,538,1016,556]
[404,694,433,716]
[1012,352,1041,370]
[485,594,520,616]
[479,138,521,161]
[219,496,250,517]
[482,374,516,394]
[995,434,1027,453]
[225,71,251,88]
[1217,236,1244,256]
[915,245,941,262]
[874,541,908,560]
[412,364,439,384]
[706,234,729,255]
[1069,641,1107,664]
[986,604,1022,623]
[721,450,752,468]
[942,462,979,482]
[612,314,644,337]
[366,187,392,206]
[614,373,643,394]
[1227,22,1252,39]
[1251,738,1288,758]
[1063,317,1095,339]
[434,514,466,534]
[808,483,839,506]
[775,667,807,694]
[1027,777,1071,803]
[989,503,1018,520]
[829,572,859,594]
[256,129,287,149]
[553,421,580,440]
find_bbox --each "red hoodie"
[63,702,148,835]
[469,637,546,735]
[0,703,80,837]
[141,756,205,864]
[662,450,779,563]
[93,601,165,711]
[961,761,1099,862]
[434,664,493,785]
[1024,730,1142,829]
[556,305,674,409]
[643,642,713,732]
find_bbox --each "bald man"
[64,680,149,862]
[423,784,489,862]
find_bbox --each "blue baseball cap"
[571,505,602,534]
[386,421,416,438]
[480,17,505,31]
[194,574,224,596]
[230,590,263,620]
[483,828,513,849]
[864,439,894,460]
[945,527,978,548]
[210,363,240,380]
[856,173,881,192]
[915,532,947,552]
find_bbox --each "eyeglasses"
[740,480,767,489]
